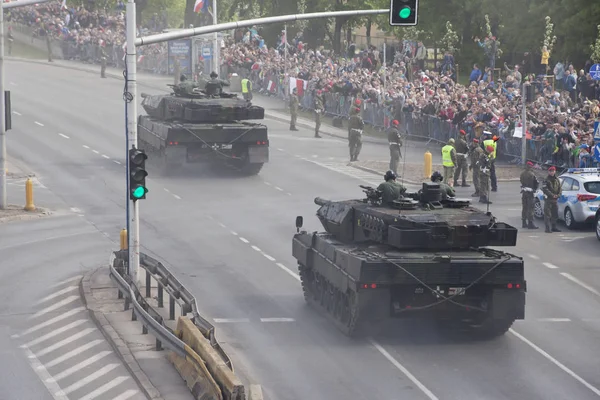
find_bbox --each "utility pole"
[0,0,52,209]
[382,42,386,95]
[125,0,140,284]
[521,82,527,165]
[284,23,287,97]
[212,0,218,74]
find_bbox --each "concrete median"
[174,317,246,400]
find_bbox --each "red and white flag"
[267,80,276,93]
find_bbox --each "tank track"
[298,263,365,337]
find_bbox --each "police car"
[533,167,600,230]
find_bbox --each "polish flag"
[194,0,204,13]
[267,80,276,93]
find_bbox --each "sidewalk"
[82,266,195,400]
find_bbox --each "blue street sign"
[590,63,600,80]
[595,121,600,140]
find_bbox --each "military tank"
[138,82,268,175]
[292,182,526,339]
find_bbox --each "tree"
[542,16,557,54]
[440,21,459,54]
[591,25,600,63]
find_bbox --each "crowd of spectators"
[7,2,600,167]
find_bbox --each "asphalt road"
[4,59,600,400]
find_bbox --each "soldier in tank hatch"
[205,71,230,96]
[430,171,455,200]
[377,170,407,206]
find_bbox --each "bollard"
[424,151,432,179]
[24,178,36,211]
[120,229,128,250]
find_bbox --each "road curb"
[0,206,52,224]
[80,266,164,400]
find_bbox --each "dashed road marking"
[277,262,300,281]
[560,272,600,297]
[276,148,284,151]
[34,121,44,126]
[114,160,121,165]
[274,186,284,192]
[92,150,100,154]
[82,145,90,149]
[102,154,110,159]
[239,237,249,244]
[173,194,182,200]
[58,133,70,139]
[260,318,295,322]
[164,188,171,193]
[543,262,559,269]
[537,318,571,322]
[263,253,276,262]
[12,111,21,116]
[213,318,250,323]
[218,222,227,228]
[264,181,272,186]
[230,231,238,236]
[251,245,261,252]
[528,254,539,260]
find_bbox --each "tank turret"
[314,182,518,250]
[139,84,265,123]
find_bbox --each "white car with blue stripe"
[533,167,600,230]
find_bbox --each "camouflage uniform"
[470,144,484,197]
[453,134,470,186]
[388,127,402,175]
[348,112,364,162]
[289,89,299,131]
[439,182,456,200]
[314,93,324,138]
[377,181,407,205]
[519,165,539,229]
[477,149,493,204]
[100,48,107,78]
[541,173,562,233]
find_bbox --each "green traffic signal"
[399,6,411,18]
[132,186,148,199]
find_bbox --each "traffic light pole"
[126,0,141,285]
[521,83,527,165]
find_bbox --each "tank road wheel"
[298,263,364,337]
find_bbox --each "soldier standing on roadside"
[470,138,483,197]
[542,166,562,233]
[441,138,457,187]
[477,145,494,204]
[348,107,364,162]
[289,87,299,131]
[100,46,107,78]
[314,90,324,138]
[453,130,470,187]
[520,161,539,229]
[45,26,53,62]
[388,120,403,175]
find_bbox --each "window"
[561,178,572,191]
[584,181,600,194]
[571,179,580,191]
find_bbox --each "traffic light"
[389,0,418,26]
[128,147,148,201]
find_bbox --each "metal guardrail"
[113,249,233,371]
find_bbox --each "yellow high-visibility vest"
[483,139,497,159]
[241,78,250,93]
[442,145,455,167]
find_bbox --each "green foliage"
[591,25,600,63]
[142,0,185,27]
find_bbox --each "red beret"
[527,161,534,167]
[460,130,466,135]
[392,120,399,126]
[354,107,361,113]
[355,99,362,105]
[473,138,479,143]
[492,135,499,141]
[548,166,556,172]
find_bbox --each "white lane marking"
[36,328,96,357]
[260,318,295,322]
[230,231,238,236]
[509,329,600,396]
[102,154,110,159]
[70,207,82,214]
[369,338,440,400]
[61,363,120,395]
[560,273,600,297]
[543,262,559,269]
[9,81,17,86]
[0,231,98,252]
[29,296,80,319]
[50,275,83,288]
[12,111,21,116]
[206,215,214,220]
[274,186,284,192]
[311,154,318,158]
[263,253,276,262]
[286,192,292,196]
[22,345,69,400]
[239,237,249,244]
[111,389,140,400]
[51,351,112,381]
[34,121,44,126]
[528,254,540,260]
[173,194,182,200]
[92,150,100,154]
[528,235,539,238]
[35,286,78,305]
[113,160,121,165]
[251,245,261,252]
[537,318,571,322]
[13,307,85,338]
[213,318,250,323]
[58,133,70,139]
[218,222,227,228]
[44,339,104,368]
[264,181,272,186]
[82,145,90,149]
[276,262,300,281]
[23,319,87,347]
[78,377,131,400]
[276,148,284,151]
[164,188,171,193]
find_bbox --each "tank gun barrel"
[315,197,331,206]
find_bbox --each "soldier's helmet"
[384,170,397,181]
[180,74,187,81]
[431,171,443,182]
